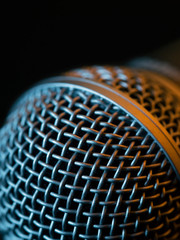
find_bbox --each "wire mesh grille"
[0,84,180,240]
[64,66,180,148]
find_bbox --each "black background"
[1,3,180,128]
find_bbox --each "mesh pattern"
[0,85,180,240]
[64,66,180,148]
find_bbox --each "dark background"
[1,3,180,128]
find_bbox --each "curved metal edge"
[9,76,180,180]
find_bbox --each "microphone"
[0,44,180,240]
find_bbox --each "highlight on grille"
[0,66,180,240]
[64,66,180,148]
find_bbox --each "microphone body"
[0,48,180,239]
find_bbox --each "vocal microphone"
[0,41,179,240]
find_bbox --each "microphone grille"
[0,66,180,240]
[64,66,180,149]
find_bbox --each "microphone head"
[0,66,180,240]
